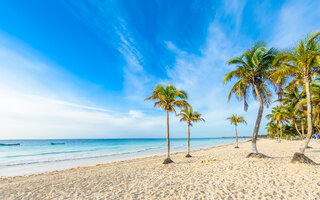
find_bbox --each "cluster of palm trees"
[224,31,320,163]
[146,84,204,164]
[266,80,320,142]
[146,31,319,165]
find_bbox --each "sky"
[0,0,320,139]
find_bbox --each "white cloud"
[222,0,247,33]
[65,1,156,104]
[129,110,144,118]
[271,0,320,48]
[164,11,273,137]
[3,0,319,140]
[0,34,165,139]
[163,0,320,137]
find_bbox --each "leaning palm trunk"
[292,77,316,164]
[299,78,313,154]
[234,125,239,148]
[186,124,191,157]
[250,83,263,154]
[294,122,303,139]
[163,110,173,164]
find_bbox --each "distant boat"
[50,142,65,145]
[0,143,20,146]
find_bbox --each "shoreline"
[0,139,250,179]
[2,139,319,199]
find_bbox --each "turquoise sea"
[0,138,249,177]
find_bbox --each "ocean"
[0,138,249,177]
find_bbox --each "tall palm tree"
[271,31,320,163]
[177,106,205,157]
[226,114,247,148]
[223,42,279,157]
[146,84,188,164]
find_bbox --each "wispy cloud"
[163,4,273,137]
[2,0,320,139]
[0,34,164,139]
[222,0,247,33]
[271,0,320,48]
[65,1,156,103]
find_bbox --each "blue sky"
[0,0,319,139]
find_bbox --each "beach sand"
[1,139,320,199]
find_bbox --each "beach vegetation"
[146,84,188,164]
[177,106,205,157]
[223,42,279,157]
[270,31,320,163]
[226,114,247,148]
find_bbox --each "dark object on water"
[0,143,20,146]
[50,142,65,145]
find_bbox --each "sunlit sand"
[1,139,319,199]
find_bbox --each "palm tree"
[223,42,279,157]
[310,81,320,130]
[266,106,289,143]
[226,114,247,148]
[283,104,304,139]
[265,121,279,138]
[297,80,320,130]
[271,31,320,163]
[177,106,205,157]
[146,84,188,164]
[278,85,306,139]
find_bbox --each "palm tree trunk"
[299,77,313,154]
[301,119,305,139]
[235,125,239,148]
[251,83,264,154]
[163,110,173,164]
[279,123,283,143]
[294,122,303,139]
[186,124,191,157]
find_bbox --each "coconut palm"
[226,114,247,148]
[266,106,289,142]
[146,84,188,164]
[271,31,320,163]
[223,42,279,157]
[279,85,306,139]
[265,121,279,138]
[280,85,304,106]
[283,105,304,139]
[297,80,320,129]
[177,106,205,157]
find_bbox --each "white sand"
[1,139,320,199]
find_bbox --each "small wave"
[0,146,166,167]
[3,150,84,158]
